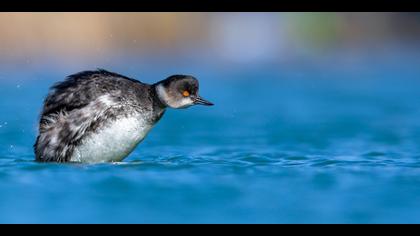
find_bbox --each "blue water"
[1,52,420,223]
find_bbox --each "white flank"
[70,116,153,163]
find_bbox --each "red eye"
[182,90,190,97]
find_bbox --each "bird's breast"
[70,115,154,163]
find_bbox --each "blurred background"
[1,13,420,223]
[1,12,420,74]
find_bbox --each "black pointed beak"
[193,96,214,106]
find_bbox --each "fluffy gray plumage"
[34,69,213,163]
[34,69,165,162]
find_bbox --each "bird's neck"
[151,83,168,109]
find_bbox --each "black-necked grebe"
[34,69,213,163]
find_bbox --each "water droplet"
[16,84,21,89]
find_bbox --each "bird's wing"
[35,92,123,162]
[34,69,134,162]
[41,70,118,118]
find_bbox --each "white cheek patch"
[156,84,171,106]
[176,97,194,108]
[156,84,194,108]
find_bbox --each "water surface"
[1,55,420,223]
